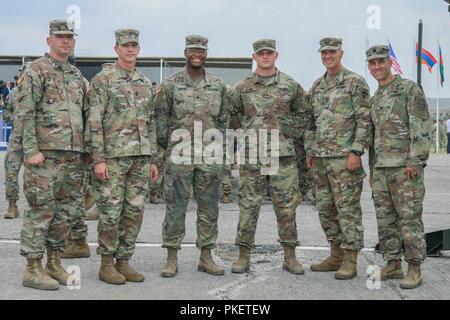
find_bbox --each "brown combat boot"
[61,236,90,259]
[335,250,358,280]
[150,191,164,204]
[400,261,423,289]
[220,193,232,204]
[198,248,225,276]
[99,255,126,285]
[231,246,251,274]
[45,248,71,285]
[23,258,59,291]
[310,241,344,272]
[115,259,145,282]
[4,200,19,219]
[161,248,178,278]
[379,260,404,280]
[282,245,305,275]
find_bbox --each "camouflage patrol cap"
[366,45,389,61]
[318,37,342,52]
[115,29,140,45]
[185,35,209,50]
[253,39,277,54]
[49,19,77,36]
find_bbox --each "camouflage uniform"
[155,65,229,249]
[149,144,166,198]
[369,55,431,263]
[17,53,87,259]
[306,48,371,251]
[4,88,24,204]
[229,62,313,249]
[85,51,157,259]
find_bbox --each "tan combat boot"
[23,258,59,291]
[220,193,232,204]
[45,248,71,285]
[198,248,225,276]
[150,191,164,204]
[231,246,251,274]
[115,259,145,282]
[335,250,358,280]
[99,255,126,285]
[400,261,422,289]
[379,260,404,280]
[161,248,178,278]
[4,200,19,219]
[310,241,344,272]
[282,245,305,275]
[61,236,90,259]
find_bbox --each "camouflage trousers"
[162,161,221,250]
[20,151,84,259]
[67,165,92,240]
[96,156,151,259]
[4,132,23,202]
[373,167,426,263]
[295,142,312,195]
[221,165,233,195]
[236,157,301,249]
[314,157,366,251]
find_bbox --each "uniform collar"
[114,62,145,82]
[45,53,73,72]
[321,67,347,89]
[252,69,280,85]
[182,67,212,87]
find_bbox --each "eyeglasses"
[186,48,207,55]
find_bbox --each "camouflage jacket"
[154,68,229,155]
[15,53,86,160]
[85,63,157,164]
[305,67,371,158]
[369,76,431,170]
[228,69,313,157]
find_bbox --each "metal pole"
[436,41,440,154]
[417,19,423,85]
[160,58,164,84]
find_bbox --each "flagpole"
[436,41,440,154]
[365,36,369,80]
[413,37,416,80]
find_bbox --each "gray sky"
[1,0,449,97]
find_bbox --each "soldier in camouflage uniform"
[3,82,24,219]
[229,39,313,275]
[294,139,316,205]
[155,35,228,278]
[17,20,87,291]
[367,45,432,289]
[85,29,158,285]
[306,38,372,280]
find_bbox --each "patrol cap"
[366,45,389,61]
[115,29,140,45]
[318,37,342,52]
[49,19,77,36]
[253,39,277,54]
[185,35,209,50]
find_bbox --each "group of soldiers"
[3,19,431,292]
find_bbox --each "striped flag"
[388,43,403,75]
[439,44,445,87]
[416,44,438,73]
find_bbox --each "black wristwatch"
[351,150,364,157]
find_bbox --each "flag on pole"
[416,44,438,73]
[439,44,445,87]
[388,43,403,75]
